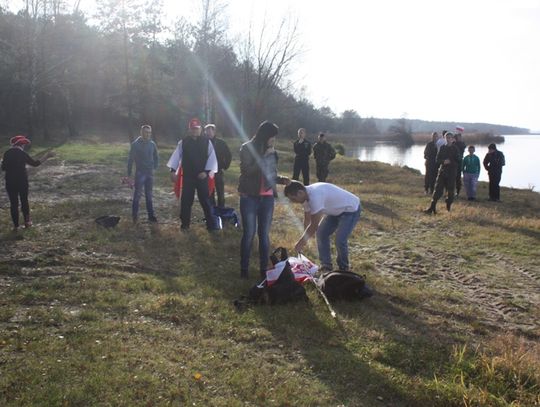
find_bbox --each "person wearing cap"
[313,133,336,182]
[284,180,361,273]
[205,124,232,208]
[167,118,218,230]
[424,132,461,214]
[423,132,439,194]
[238,120,289,279]
[1,135,53,230]
[483,143,505,202]
[292,128,312,185]
[127,124,159,223]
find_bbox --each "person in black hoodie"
[292,128,312,185]
[483,143,505,202]
[424,132,461,214]
[1,135,53,230]
[423,132,439,194]
[205,124,232,208]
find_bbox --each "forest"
[0,0,530,144]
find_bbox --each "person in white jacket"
[167,118,218,230]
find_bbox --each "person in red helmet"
[1,135,53,230]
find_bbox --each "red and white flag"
[456,126,465,133]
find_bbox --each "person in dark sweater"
[292,128,312,185]
[483,143,505,202]
[423,132,439,194]
[237,120,289,279]
[313,133,336,182]
[127,125,159,223]
[424,132,461,214]
[167,118,218,230]
[453,132,467,196]
[205,124,232,208]
[1,135,53,230]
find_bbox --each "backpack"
[320,271,373,301]
[234,248,308,309]
[212,206,239,228]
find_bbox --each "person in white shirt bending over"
[284,180,361,272]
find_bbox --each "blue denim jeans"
[132,171,155,219]
[316,205,361,271]
[240,195,274,277]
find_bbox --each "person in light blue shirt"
[128,125,159,223]
[462,145,481,201]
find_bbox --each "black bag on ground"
[320,270,373,301]
[234,247,308,309]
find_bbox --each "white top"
[303,183,360,216]
[166,139,218,176]
[436,137,447,151]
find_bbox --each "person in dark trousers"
[453,132,466,197]
[424,132,461,214]
[292,128,312,185]
[167,118,218,230]
[313,133,336,182]
[127,125,159,223]
[423,132,439,194]
[238,120,289,279]
[483,143,505,202]
[1,135,53,230]
[205,123,232,208]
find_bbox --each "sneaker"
[24,219,32,228]
[148,216,158,223]
[423,207,436,215]
[180,225,190,232]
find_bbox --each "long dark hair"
[252,120,279,155]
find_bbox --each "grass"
[0,139,539,406]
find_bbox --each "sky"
[6,0,540,131]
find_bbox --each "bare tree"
[239,12,302,127]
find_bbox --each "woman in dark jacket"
[238,121,289,279]
[1,135,52,230]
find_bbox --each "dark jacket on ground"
[313,142,336,165]
[210,137,232,172]
[182,136,212,178]
[237,140,287,197]
[483,150,505,174]
[1,147,41,186]
[293,139,312,161]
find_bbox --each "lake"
[347,135,540,192]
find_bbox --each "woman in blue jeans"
[284,180,361,272]
[237,121,289,279]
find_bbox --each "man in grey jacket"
[128,125,159,223]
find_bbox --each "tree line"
[0,1,529,144]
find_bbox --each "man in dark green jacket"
[313,133,336,182]
[205,124,232,208]
[424,132,461,214]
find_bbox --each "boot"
[446,199,452,212]
[423,201,437,215]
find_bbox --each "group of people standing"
[423,129,506,214]
[126,119,359,280]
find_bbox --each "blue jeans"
[240,195,274,277]
[132,171,155,219]
[316,205,361,271]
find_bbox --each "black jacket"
[293,139,312,161]
[424,141,438,165]
[483,150,505,174]
[210,137,232,172]
[313,142,336,164]
[181,136,211,178]
[1,147,41,186]
[436,143,460,172]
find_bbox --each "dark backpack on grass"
[235,248,308,309]
[320,271,373,301]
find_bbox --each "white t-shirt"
[303,183,360,216]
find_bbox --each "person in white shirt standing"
[284,180,361,272]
